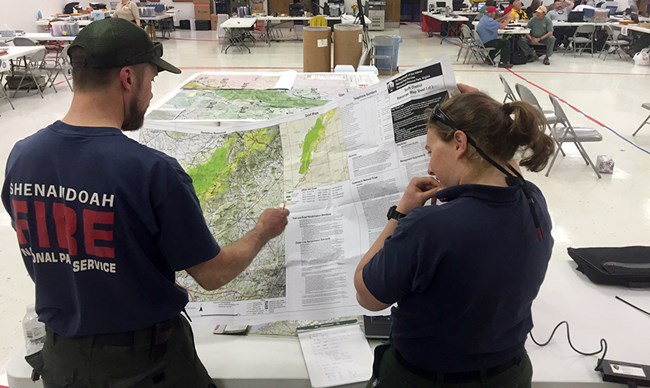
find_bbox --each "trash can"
[373,35,401,74]
[333,24,363,69]
[303,26,331,72]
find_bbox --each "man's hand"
[396,176,442,215]
[254,208,290,241]
[532,37,540,43]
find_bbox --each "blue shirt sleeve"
[362,208,443,305]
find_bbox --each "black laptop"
[568,11,584,22]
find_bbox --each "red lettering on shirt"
[34,201,51,249]
[53,202,78,256]
[83,209,115,259]
[11,200,29,245]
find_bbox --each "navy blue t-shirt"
[363,182,553,372]
[1,121,220,337]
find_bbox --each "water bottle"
[23,305,45,355]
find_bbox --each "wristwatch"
[386,205,407,221]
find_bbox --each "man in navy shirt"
[476,6,513,68]
[2,18,289,387]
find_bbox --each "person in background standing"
[115,0,141,26]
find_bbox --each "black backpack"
[568,246,650,288]
[511,41,528,65]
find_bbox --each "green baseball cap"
[68,18,180,74]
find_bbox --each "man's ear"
[118,66,136,92]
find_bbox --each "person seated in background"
[526,0,541,18]
[476,6,513,67]
[547,0,575,48]
[510,0,529,21]
[521,5,555,64]
[476,0,496,20]
[573,0,596,11]
[289,0,305,16]
[504,0,516,14]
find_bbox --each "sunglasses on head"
[124,42,163,64]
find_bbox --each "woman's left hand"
[396,176,442,215]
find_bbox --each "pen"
[296,319,358,332]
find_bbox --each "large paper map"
[139,126,286,302]
[146,72,375,122]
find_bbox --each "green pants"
[366,345,533,388]
[26,315,216,388]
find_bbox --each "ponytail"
[433,93,555,173]
[507,101,555,172]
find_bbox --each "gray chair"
[12,37,37,47]
[44,44,73,92]
[472,30,496,65]
[598,25,631,61]
[0,62,16,114]
[546,95,603,178]
[514,83,559,131]
[8,48,53,99]
[565,24,596,57]
[499,74,517,103]
[633,103,650,136]
[457,24,475,63]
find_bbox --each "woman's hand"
[396,176,442,215]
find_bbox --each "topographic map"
[139,126,286,302]
[281,108,350,191]
[145,73,356,122]
[139,112,348,303]
[184,74,282,90]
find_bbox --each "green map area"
[140,127,286,302]
[299,110,336,175]
[147,89,327,122]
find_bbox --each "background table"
[220,18,257,53]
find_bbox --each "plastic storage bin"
[373,35,401,73]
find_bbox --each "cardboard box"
[195,4,211,20]
[193,0,211,4]
[210,13,218,30]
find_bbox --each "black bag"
[511,40,528,65]
[4,75,46,91]
[567,246,650,288]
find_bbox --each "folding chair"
[457,24,474,63]
[545,95,603,178]
[565,24,596,57]
[0,62,16,114]
[499,74,517,103]
[514,83,559,131]
[471,30,496,65]
[44,44,73,92]
[515,83,564,156]
[7,49,53,99]
[598,25,630,61]
[633,103,650,136]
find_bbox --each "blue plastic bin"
[373,35,402,72]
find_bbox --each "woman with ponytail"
[355,90,555,388]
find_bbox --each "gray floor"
[1,23,649,372]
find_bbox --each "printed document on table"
[298,324,373,388]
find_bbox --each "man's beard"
[121,95,146,132]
